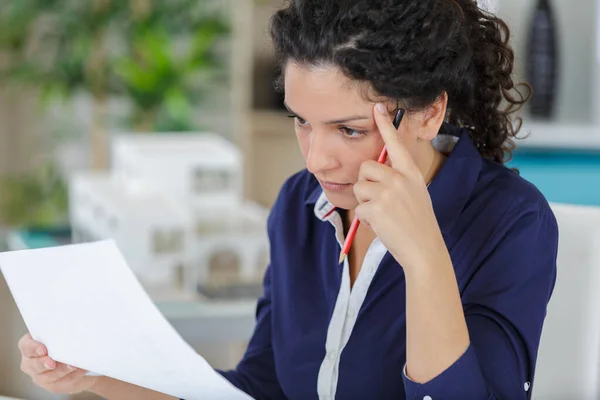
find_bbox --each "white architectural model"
[68,132,269,297]
[111,132,244,212]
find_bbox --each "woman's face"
[284,62,423,210]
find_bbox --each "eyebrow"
[283,102,370,125]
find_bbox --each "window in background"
[193,169,231,193]
[152,229,184,255]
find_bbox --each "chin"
[323,191,358,211]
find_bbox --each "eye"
[339,126,368,139]
[287,114,309,127]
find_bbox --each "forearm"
[88,376,178,400]
[403,243,470,384]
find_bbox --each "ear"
[418,92,448,141]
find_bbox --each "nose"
[305,129,339,175]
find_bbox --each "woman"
[18,0,558,399]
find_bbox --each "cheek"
[346,161,364,183]
[346,138,385,180]
[296,129,310,161]
[400,119,423,150]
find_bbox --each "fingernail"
[44,361,53,370]
[376,103,386,114]
[68,364,75,371]
[37,348,44,356]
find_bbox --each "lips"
[319,180,352,192]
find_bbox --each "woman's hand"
[18,333,97,394]
[353,103,447,270]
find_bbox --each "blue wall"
[508,148,600,206]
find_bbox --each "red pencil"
[338,145,388,264]
[337,107,404,264]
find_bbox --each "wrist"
[396,233,451,274]
[87,375,108,395]
[389,230,452,272]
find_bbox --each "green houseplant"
[0,0,229,229]
[0,0,229,168]
[0,162,68,228]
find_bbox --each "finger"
[354,202,374,226]
[35,363,79,385]
[44,368,89,394]
[373,103,418,173]
[21,355,53,376]
[29,356,57,375]
[358,160,397,183]
[353,180,382,204]
[19,333,47,358]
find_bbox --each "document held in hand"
[0,239,254,400]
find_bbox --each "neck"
[417,142,446,186]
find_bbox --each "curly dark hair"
[269,0,531,164]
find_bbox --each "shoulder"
[275,168,318,204]
[457,159,559,303]
[267,169,318,229]
[480,158,553,210]
[473,158,558,245]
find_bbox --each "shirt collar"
[313,191,336,220]
[428,125,482,238]
[304,124,483,232]
[306,178,324,206]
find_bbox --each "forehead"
[283,62,374,116]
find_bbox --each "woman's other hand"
[18,333,97,394]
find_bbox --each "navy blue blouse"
[218,125,558,400]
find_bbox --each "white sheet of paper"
[0,239,254,400]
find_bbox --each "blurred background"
[0,0,599,399]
